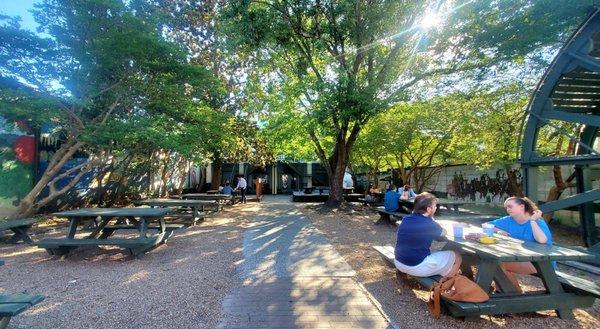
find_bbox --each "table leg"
[8,226,33,244]
[474,259,499,294]
[88,217,112,239]
[66,218,80,239]
[493,265,520,294]
[139,217,148,238]
[533,261,574,319]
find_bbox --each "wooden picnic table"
[435,220,597,319]
[206,190,220,195]
[36,207,179,257]
[134,198,217,225]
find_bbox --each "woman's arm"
[529,210,549,244]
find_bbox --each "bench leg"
[0,316,11,329]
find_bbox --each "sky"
[0,0,40,31]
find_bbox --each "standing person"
[235,175,248,203]
[394,192,462,278]
[487,196,553,292]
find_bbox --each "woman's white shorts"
[394,250,456,277]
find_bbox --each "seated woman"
[394,192,462,278]
[364,183,376,203]
[488,196,552,292]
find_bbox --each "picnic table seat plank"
[556,270,600,298]
[0,303,29,317]
[0,294,44,305]
[375,207,403,223]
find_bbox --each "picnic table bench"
[134,198,216,225]
[36,207,179,257]
[0,261,44,329]
[177,193,233,207]
[375,220,599,320]
[0,218,37,244]
[375,207,404,224]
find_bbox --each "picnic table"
[36,207,180,257]
[206,190,220,195]
[434,220,599,319]
[134,198,217,225]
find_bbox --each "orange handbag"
[428,275,490,318]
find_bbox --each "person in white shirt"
[235,176,248,203]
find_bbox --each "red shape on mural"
[14,136,36,164]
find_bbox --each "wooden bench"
[375,207,403,224]
[37,237,162,256]
[0,261,44,329]
[555,270,600,298]
[374,245,599,319]
[0,219,37,244]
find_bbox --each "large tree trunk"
[325,142,349,207]
[9,139,85,219]
[211,155,223,190]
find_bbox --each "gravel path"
[297,202,600,329]
[0,205,253,329]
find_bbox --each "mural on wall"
[447,168,522,202]
[0,117,35,218]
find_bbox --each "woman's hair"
[388,183,396,191]
[403,184,410,190]
[504,196,539,215]
[413,192,438,215]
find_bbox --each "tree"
[1,0,217,218]
[223,0,595,206]
[131,0,276,189]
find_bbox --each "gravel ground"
[0,203,258,329]
[296,202,600,329]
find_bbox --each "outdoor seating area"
[2,1,600,328]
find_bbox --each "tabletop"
[53,207,172,218]
[437,220,594,262]
[179,193,233,199]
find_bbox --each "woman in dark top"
[394,192,462,277]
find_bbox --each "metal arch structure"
[521,8,600,250]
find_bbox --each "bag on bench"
[428,275,489,318]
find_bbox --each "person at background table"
[397,184,417,200]
[488,196,553,293]
[365,183,376,203]
[394,192,462,278]
[222,182,233,195]
[234,176,248,203]
[384,184,400,212]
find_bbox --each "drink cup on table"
[482,223,495,237]
[452,223,464,238]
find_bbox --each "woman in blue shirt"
[489,196,553,292]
